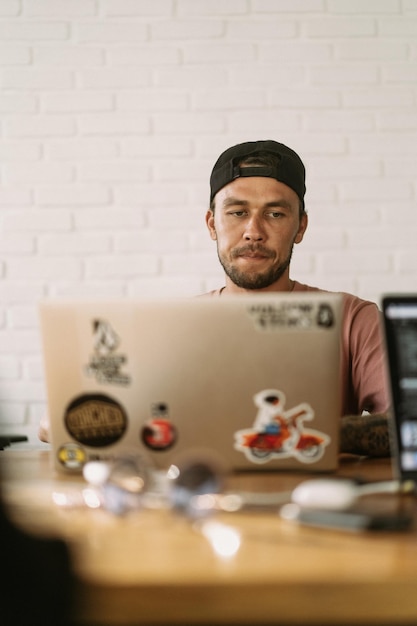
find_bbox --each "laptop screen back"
[39,294,342,474]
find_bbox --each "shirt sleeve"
[340,294,390,416]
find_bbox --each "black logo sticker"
[247,301,335,331]
[86,319,131,386]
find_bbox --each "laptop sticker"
[57,442,87,470]
[234,389,330,464]
[141,403,177,451]
[85,318,131,386]
[247,301,335,331]
[64,393,128,447]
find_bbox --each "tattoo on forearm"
[340,413,391,458]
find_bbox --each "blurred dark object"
[0,465,75,625]
[0,435,28,450]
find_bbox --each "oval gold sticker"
[65,393,127,447]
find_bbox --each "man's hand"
[340,413,391,458]
[38,414,50,443]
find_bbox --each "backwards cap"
[209,140,306,207]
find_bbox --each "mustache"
[231,244,275,259]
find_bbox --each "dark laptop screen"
[382,295,417,482]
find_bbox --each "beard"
[217,243,294,290]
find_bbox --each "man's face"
[206,176,307,291]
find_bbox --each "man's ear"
[294,212,308,244]
[206,209,217,240]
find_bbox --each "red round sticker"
[141,418,177,451]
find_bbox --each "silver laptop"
[39,293,343,474]
[382,294,417,487]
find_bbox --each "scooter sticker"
[234,389,330,464]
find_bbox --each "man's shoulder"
[198,282,378,315]
[293,281,379,316]
[197,288,223,297]
[292,281,321,293]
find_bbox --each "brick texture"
[0,0,416,442]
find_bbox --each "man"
[202,139,391,457]
[39,139,391,456]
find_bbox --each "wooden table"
[1,449,417,625]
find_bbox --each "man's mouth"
[240,253,267,260]
[232,246,274,261]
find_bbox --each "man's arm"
[340,413,391,458]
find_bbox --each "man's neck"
[222,277,295,295]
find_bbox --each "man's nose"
[244,215,265,241]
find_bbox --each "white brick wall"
[0,0,416,443]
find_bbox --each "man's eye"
[269,211,284,218]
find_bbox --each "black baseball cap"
[209,140,306,207]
